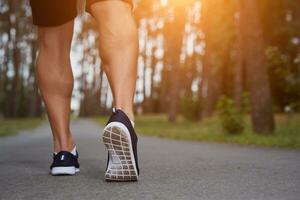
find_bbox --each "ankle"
[54,134,75,153]
[115,107,134,122]
[64,136,75,151]
[126,112,134,123]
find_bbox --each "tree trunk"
[294,1,300,81]
[10,40,21,117]
[142,29,148,112]
[149,47,157,112]
[205,57,223,117]
[200,0,224,117]
[29,40,42,117]
[164,3,186,122]
[239,0,275,133]
[8,0,20,117]
[234,48,243,110]
[233,14,244,110]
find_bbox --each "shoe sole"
[51,167,80,176]
[102,122,138,182]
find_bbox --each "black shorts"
[30,0,133,27]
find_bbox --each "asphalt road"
[0,119,299,200]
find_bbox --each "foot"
[50,150,80,176]
[102,108,139,181]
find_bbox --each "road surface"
[0,119,299,200]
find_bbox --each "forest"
[1,0,300,135]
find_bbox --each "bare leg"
[90,0,138,121]
[36,21,75,152]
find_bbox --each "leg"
[36,21,75,152]
[90,0,138,121]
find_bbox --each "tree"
[233,7,244,111]
[0,0,42,118]
[163,0,187,122]
[239,0,275,133]
[200,0,236,117]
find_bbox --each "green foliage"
[266,46,300,111]
[179,97,200,121]
[217,96,244,134]
[259,0,300,111]
[0,118,44,137]
[240,92,250,113]
[97,114,300,149]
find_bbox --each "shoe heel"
[51,166,76,176]
[102,124,138,182]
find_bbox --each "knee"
[106,18,137,45]
[38,38,70,61]
[114,10,138,43]
[93,2,138,45]
[98,22,138,65]
[100,16,138,61]
[37,27,73,59]
[119,24,138,44]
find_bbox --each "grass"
[0,118,44,137]
[97,114,300,149]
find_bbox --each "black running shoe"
[50,151,80,175]
[102,108,139,181]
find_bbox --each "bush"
[180,97,200,121]
[217,96,244,134]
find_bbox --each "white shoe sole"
[102,122,138,182]
[51,167,80,176]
